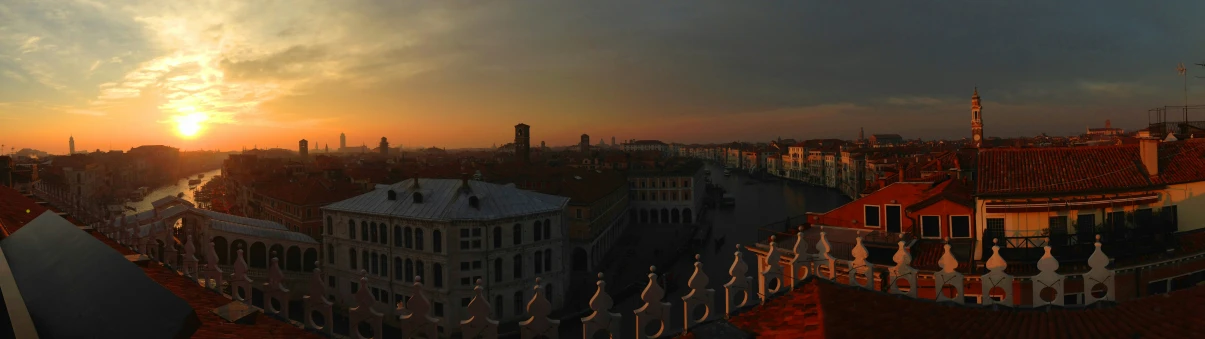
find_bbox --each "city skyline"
[5,1,1205,153]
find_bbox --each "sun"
[173,111,209,139]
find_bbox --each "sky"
[3,0,1205,154]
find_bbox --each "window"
[361,222,369,241]
[575,209,582,219]
[415,229,424,250]
[370,222,378,243]
[986,218,1005,241]
[349,249,357,269]
[394,226,404,248]
[514,291,525,315]
[513,254,523,279]
[415,261,424,281]
[404,259,414,282]
[349,219,356,239]
[493,227,503,248]
[543,220,551,240]
[1048,216,1068,234]
[362,250,369,272]
[370,252,379,275]
[683,180,689,187]
[329,276,336,289]
[494,258,503,283]
[920,216,941,238]
[544,249,552,272]
[379,255,388,277]
[864,205,880,227]
[684,191,690,200]
[327,244,335,264]
[433,230,442,253]
[513,224,522,245]
[1108,211,1126,230]
[405,227,414,249]
[460,227,483,250]
[472,260,482,270]
[461,277,471,286]
[433,263,443,287]
[535,251,543,274]
[326,216,332,235]
[379,224,388,245]
[1076,214,1095,233]
[1163,205,1180,231]
[884,205,902,233]
[461,261,471,271]
[1063,293,1083,306]
[533,221,543,241]
[950,216,971,238]
[395,257,404,280]
[434,302,444,317]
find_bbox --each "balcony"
[983,219,1179,264]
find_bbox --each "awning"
[985,193,1160,213]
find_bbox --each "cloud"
[1078,81,1154,98]
[19,36,42,53]
[66,109,106,116]
[218,45,328,81]
[2,70,27,83]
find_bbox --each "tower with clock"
[971,88,984,148]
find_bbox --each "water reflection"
[124,168,223,215]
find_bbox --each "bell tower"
[971,87,984,148]
[515,123,531,165]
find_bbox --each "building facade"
[321,178,570,333]
[627,161,705,225]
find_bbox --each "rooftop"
[722,278,1205,338]
[323,178,570,221]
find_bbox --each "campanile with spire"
[971,87,984,148]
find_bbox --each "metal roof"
[208,220,318,244]
[323,178,569,221]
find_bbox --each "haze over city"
[5,0,1205,153]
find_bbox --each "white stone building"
[320,178,570,333]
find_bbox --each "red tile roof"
[0,185,49,238]
[976,144,1153,196]
[724,278,1205,338]
[89,231,324,339]
[1152,139,1205,185]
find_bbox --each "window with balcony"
[920,216,941,238]
[950,216,971,238]
[863,205,880,227]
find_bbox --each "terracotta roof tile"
[724,279,1205,338]
[0,185,49,237]
[977,145,1152,196]
[90,232,324,339]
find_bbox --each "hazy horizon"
[4,1,1205,154]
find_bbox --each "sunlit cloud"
[19,36,42,54]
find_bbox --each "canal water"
[123,168,223,215]
[569,162,852,338]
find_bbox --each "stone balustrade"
[99,215,1123,338]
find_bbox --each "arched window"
[415,228,424,251]
[494,258,503,282]
[326,216,332,235]
[327,244,335,264]
[534,251,543,274]
[433,230,442,253]
[349,249,357,270]
[361,250,369,272]
[370,222,378,243]
[361,221,369,241]
[493,227,502,248]
[379,254,388,277]
[412,192,424,203]
[394,226,403,248]
[513,254,522,279]
[405,259,414,282]
[533,221,542,241]
[371,252,379,275]
[348,219,356,239]
[379,224,388,245]
[415,260,425,282]
[512,224,522,245]
[394,257,404,280]
[433,263,443,287]
[544,249,552,272]
[513,291,524,316]
[404,227,413,248]
[543,219,551,240]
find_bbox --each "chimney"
[1140,138,1159,177]
[460,173,470,191]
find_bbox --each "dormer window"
[413,192,424,203]
[387,190,397,201]
[468,196,480,209]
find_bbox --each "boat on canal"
[723,168,731,176]
[188,179,202,186]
